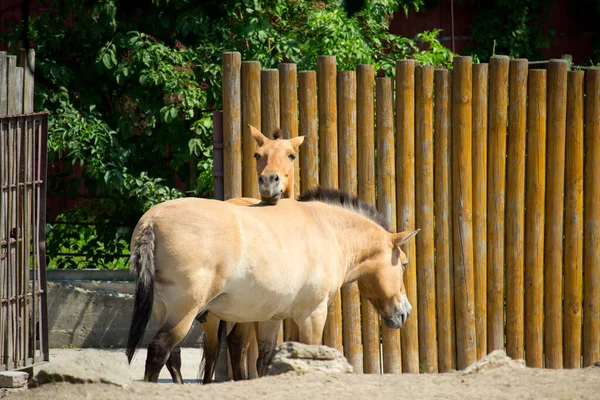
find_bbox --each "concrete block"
[0,371,29,388]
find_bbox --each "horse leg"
[227,322,252,381]
[144,313,196,383]
[297,300,329,345]
[284,319,300,342]
[200,314,221,384]
[165,346,183,384]
[247,325,259,379]
[255,320,282,377]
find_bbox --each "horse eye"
[254,153,261,160]
[288,154,296,161]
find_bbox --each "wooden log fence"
[217,52,600,373]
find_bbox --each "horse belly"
[207,283,297,323]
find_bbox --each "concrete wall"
[47,274,204,349]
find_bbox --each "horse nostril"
[258,176,265,185]
[271,174,280,183]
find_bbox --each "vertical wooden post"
[376,76,400,374]
[452,56,477,370]
[525,69,547,368]
[20,48,35,113]
[356,64,380,374]
[338,70,363,372]
[544,59,568,369]
[505,59,528,361]
[563,69,585,369]
[472,63,488,360]
[7,56,22,116]
[242,61,261,199]
[0,52,7,116]
[279,63,300,196]
[222,52,242,200]
[299,71,318,192]
[395,59,419,373]
[434,68,453,372]
[583,67,600,367]
[317,56,342,352]
[261,69,280,138]
[487,55,509,353]
[415,65,437,373]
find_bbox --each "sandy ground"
[2,348,600,400]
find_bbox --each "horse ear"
[290,135,305,150]
[391,229,420,247]
[249,124,269,147]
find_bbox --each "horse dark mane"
[297,187,390,232]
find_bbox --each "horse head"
[249,124,305,204]
[357,229,419,329]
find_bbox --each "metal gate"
[0,111,49,371]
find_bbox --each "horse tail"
[126,222,156,364]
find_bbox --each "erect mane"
[297,187,391,232]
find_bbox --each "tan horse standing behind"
[201,125,304,383]
[126,187,418,382]
[157,125,305,384]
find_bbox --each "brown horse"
[150,124,305,384]
[125,187,418,382]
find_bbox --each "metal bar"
[31,117,39,368]
[38,114,49,362]
[1,180,45,189]
[15,116,23,366]
[0,117,6,367]
[8,117,16,368]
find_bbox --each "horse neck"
[320,208,388,284]
[282,174,296,199]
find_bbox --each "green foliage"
[466,0,555,62]
[2,0,454,269]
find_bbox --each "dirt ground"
[3,352,600,400]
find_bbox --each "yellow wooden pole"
[222,52,242,200]
[415,65,437,373]
[279,63,300,196]
[338,70,363,373]
[318,56,342,353]
[299,71,318,192]
[583,67,600,367]
[395,59,419,373]
[376,76,400,374]
[487,55,509,353]
[505,59,528,360]
[434,68,453,372]
[524,69,546,368]
[451,56,477,370]
[241,61,261,199]
[472,63,488,361]
[563,69,585,369]
[356,64,380,374]
[544,59,568,369]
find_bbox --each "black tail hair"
[126,223,156,364]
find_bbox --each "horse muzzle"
[382,295,412,329]
[258,173,283,204]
